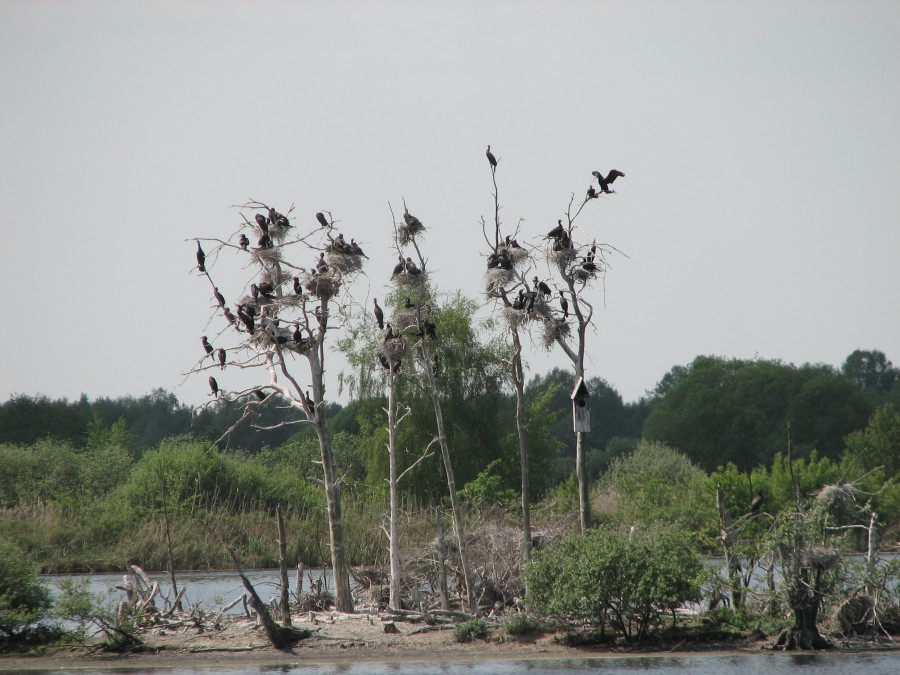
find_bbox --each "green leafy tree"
[526,526,704,640]
[841,349,898,405]
[0,538,51,640]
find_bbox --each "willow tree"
[189,200,364,612]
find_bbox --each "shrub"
[0,538,51,641]
[525,525,704,641]
[504,613,550,636]
[453,617,488,642]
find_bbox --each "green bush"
[525,526,704,641]
[0,538,51,640]
[453,617,488,642]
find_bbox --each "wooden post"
[277,506,292,626]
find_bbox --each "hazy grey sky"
[1,0,898,407]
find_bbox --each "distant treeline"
[1,348,896,475]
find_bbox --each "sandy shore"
[2,612,896,671]
[0,611,765,671]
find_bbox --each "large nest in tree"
[816,483,859,518]
[572,263,601,283]
[484,268,515,293]
[501,306,527,330]
[391,271,427,290]
[804,546,841,569]
[380,335,408,364]
[391,307,420,334]
[507,246,529,266]
[251,247,283,265]
[303,271,342,300]
[529,296,553,321]
[326,251,365,274]
[548,247,576,273]
[398,220,425,245]
[267,222,292,244]
[540,318,571,350]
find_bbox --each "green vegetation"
[0,538,51,643]
[453,617,488,642]
[525,526,705,641]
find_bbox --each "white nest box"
[571,377,591,433]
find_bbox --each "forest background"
[1,346,897,573]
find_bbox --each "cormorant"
[587,185,599,200]
[257,282,275,298]
[403,208,422,230]
[432,354,440,375]
[534,277,552,296]
[316,253,328,272]
[404,257,421,275]
[216,348,226,369]
[423,320,436,339]
[512,289,526,310]
[201,336,213,357]
[258,233,272,248]
[254,390,266,402]
[239,234,250,250]
[208,376,220,397]
[486,144,497,168]
[385,323,395,340]
[268,207,289,228]
[237,306,255,334]
[392,256,405,276]
[559,290,569,318]
[750,493,764,514]
[255,213,268,232]
[223,307,237,326]
[591,169,625,193]
[196,242,206,272]
[213,287,225,308]
[316,212,329,228]
[293,276,302,295]
[293,325,302,343]
[251,283,260,302]
[373,299,384,329]
[349,239,368,258]
[378,353,390,370]
[547,220,564,240]
[305,390,314,409]
[404,297,414,309]
[314,305,326,328]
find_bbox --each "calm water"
[8,653,900,674]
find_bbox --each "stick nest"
[507,246,529,266]
[326,251,365,275]
[251,247,283,265]
[398,220,425,245]
[540,318,571,350]
[816,483,859,517]
[501,306,528,330]
[380,335,408,364]
[303,271,342,300]
[804,546,841,569]
[484,268,515,293]
[391,271,427,290]
[548,247,576,273]
[390,308,420,334]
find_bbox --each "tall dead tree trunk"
[386,367,402,609]
[715,484,744,610]
[276,506,292,626]
[511,330,531,562]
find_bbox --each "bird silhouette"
[239,234,249,250]
[373,299,384,329]
[208,376,220,398]
[201,336,214,357]
[213,287,225,308]
[196,242,206,272]
[559,290,569,318]
[216,348,226,369]
[486,144,497,168]
[316,212,329,228]
[591,169,625,193]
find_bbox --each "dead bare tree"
[387,201,478,614]
[536,176,625,532]
[479,147,535,563]
[189,200,364,613]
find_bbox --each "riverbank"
[3,611,899,672]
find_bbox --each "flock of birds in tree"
[198,149,624,399]
[196,205,372,401]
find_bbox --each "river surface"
[7,653,900,674]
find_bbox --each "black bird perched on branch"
[237,306,255,334]
[213,287,225,308]
[559,290,569,319]
[216,348,226,369]
[373,298,384,329]
[254,213,269,233]
[384,323,395,340]
[257,233,272,248]
[201,336,214,357]
[547,220,564,240]
[196,242,206,272]
[239,234,249,250]
[378,353,391,370]
[254,389,266,402]
[403,207,423,230]
[750,493,764,514]
[404,297,414,309]
[392,255,405,276]
[268,207,290,228]
[404,257,422,275]
[512,288,526,310]
[316,253,329,273]
[423,320,436,340]
[316,212,330,228]
[587,185,599,200]
[533,277,552,297]
[314,305,326,328]
[349,239,368,258]
[293,276,302,295]
[208,376,220,398]
[223,307,237,326]
[305,390,314,409]
[592,169,625,193]
[486,144,497,169]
